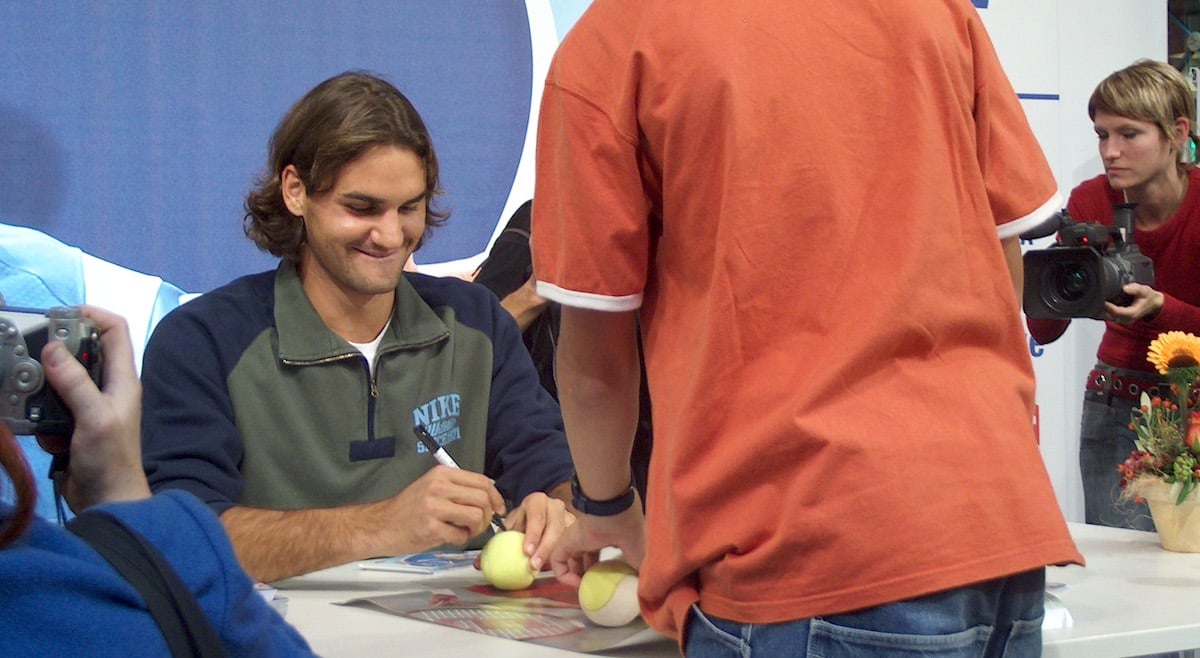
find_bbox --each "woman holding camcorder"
[1027,59,1200,531]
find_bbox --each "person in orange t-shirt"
[532,1,1083,656]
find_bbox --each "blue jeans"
[684,569,1045,658]
[1079,396,1156,531]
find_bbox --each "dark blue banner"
[0,2,534,293]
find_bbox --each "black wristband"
[570,473,636,516]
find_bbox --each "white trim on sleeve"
[996,192,1064,240]
[535,281,642,312]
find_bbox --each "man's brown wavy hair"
[243,71,448,262]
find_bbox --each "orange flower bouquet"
[1117,332,1200,551]
[1118,331,1200,505]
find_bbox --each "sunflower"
[1146,331,1200,376]
[1122,332,1200,507]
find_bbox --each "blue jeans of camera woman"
[1079,362,1172,532]
[684,569,1045,658]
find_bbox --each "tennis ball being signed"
[578,559,640,627]
[479,530,535,590]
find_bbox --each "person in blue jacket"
[0,305,315,657]
[140,71,576,584]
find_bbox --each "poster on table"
[340,575,666,654]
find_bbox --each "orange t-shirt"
[533,0,1083,640]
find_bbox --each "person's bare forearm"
[557,308,640,500]
[221,466,536,581]
[501,277,549,331]
[221,504,383,583]
[1002,236,1024,308]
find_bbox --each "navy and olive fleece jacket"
[140,261,573,517]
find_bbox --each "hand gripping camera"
[1022,204,1154,320]
[0,305,102,436]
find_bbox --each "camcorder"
[0,305,102,437]
[1022,204,1154,320]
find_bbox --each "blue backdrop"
[1,2,539,293]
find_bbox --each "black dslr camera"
[0,305,102,436]
[1022,204,1154,320]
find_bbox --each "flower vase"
[1139,479,1200,553]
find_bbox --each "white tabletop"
[276,523,1200,658]
[1043,523,1200,658]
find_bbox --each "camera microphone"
[1113,203,1136,243]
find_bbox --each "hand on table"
[549,501,645,588]
[498,491,574,572]
[372,465,507,553]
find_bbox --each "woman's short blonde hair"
[1089,59,1197,163]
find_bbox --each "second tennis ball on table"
[579,559,640,626]
[479,530,536,590]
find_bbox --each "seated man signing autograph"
[140,71,574,583]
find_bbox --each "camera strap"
[67,510,229,658]
[49,454,70,525]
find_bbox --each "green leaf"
[1176,479,1196,505]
